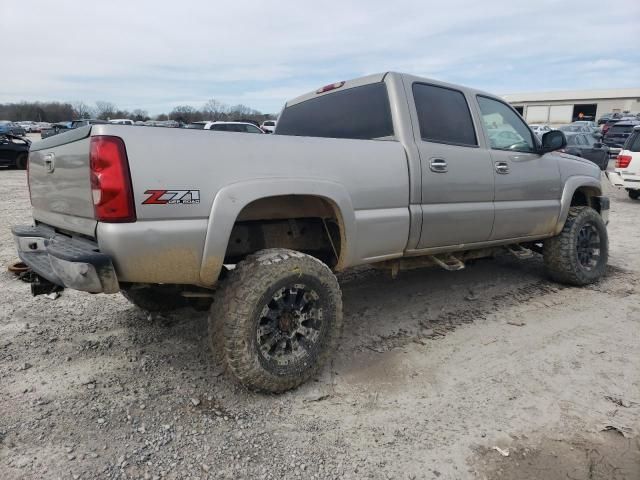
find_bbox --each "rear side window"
[626,131,640,152]
[276,82,394,140]
[609,125,633,134]
[412,83,477,147]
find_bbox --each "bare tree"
[169,105,198,124]
[94,101,118,120]
[131,109,149,122]
[202,99,229,121]
[72,101,93,119]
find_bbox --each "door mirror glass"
[541,130,566,153]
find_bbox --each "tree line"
[0,99,275,124]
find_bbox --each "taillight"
[89,136,136,222]
[616,154,632,169]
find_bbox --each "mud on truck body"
[13,72,609,392]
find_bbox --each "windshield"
[609,125,634,135]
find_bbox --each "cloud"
[1,0,638,114]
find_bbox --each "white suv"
[608,125,640,200]
[529,124,552,138]
[260,120,276,133]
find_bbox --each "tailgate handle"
[44,153,55,173]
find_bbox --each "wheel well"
[570,187,601,211]
[224,195,344,268]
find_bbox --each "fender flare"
[554,176,602,235]
[199,178,356,285]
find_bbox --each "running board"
[506,244,534,259]
[431,254,465,271]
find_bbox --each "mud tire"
[209,248,342,393]
[543,206,608,286]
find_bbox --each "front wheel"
[628,190,640,200]
[209,249,342,393]
[543,206,608,285]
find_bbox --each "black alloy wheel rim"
[256,284,323,368]
[576,223,601,270]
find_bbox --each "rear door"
[475,96,561,240]
[405,80,495,248]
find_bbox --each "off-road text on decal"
[142,190,201,205]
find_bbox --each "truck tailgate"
[29,126,97,237]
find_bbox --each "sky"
[2,0,639,115]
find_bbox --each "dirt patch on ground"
[473,430,640,480]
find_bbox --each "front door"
[407,81,495,249]
[475,96,561,240]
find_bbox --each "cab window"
[477,96,536,153]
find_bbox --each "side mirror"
[541,130,566,153]
[593,142,603,149]
[593,132,602,139]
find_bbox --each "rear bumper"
[607,171,640,190]
[12,224,119,294]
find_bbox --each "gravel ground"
[0,167,638,479]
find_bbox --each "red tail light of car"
[89,136,136,222]
[616,154,632,169]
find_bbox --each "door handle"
[429,158,448,173]
[495,161,510,174]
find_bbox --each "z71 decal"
[143,190,201,205]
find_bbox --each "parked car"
[529,124,552,138]
[608,125,640,200]
[559,124,591,134]
[0,121,12,135]
[109,119,134,125]
[561,132,610,170]
[0,121,26,136]
[598,113,621,125]
[602,120,640,156]
[71,119,108,128]
[41,122,72,139]
[35,122,51,133]
[185,121,264,133]
[260,120,276,133]
[41,119,108,139]
[572,121,598,129]
[0,134,30,169]
[601,118,622,136]
[18,121,36,133]
[13,72,609,393]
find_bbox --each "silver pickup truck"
[13,72,609,392]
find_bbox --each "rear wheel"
[628,190,640,200]
[209,249,342,393]
[15,154,27,170]
[543,206,608,285]
[121,286,187,312]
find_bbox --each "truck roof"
[284,71,498,108]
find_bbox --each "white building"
[502,88,640,125]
